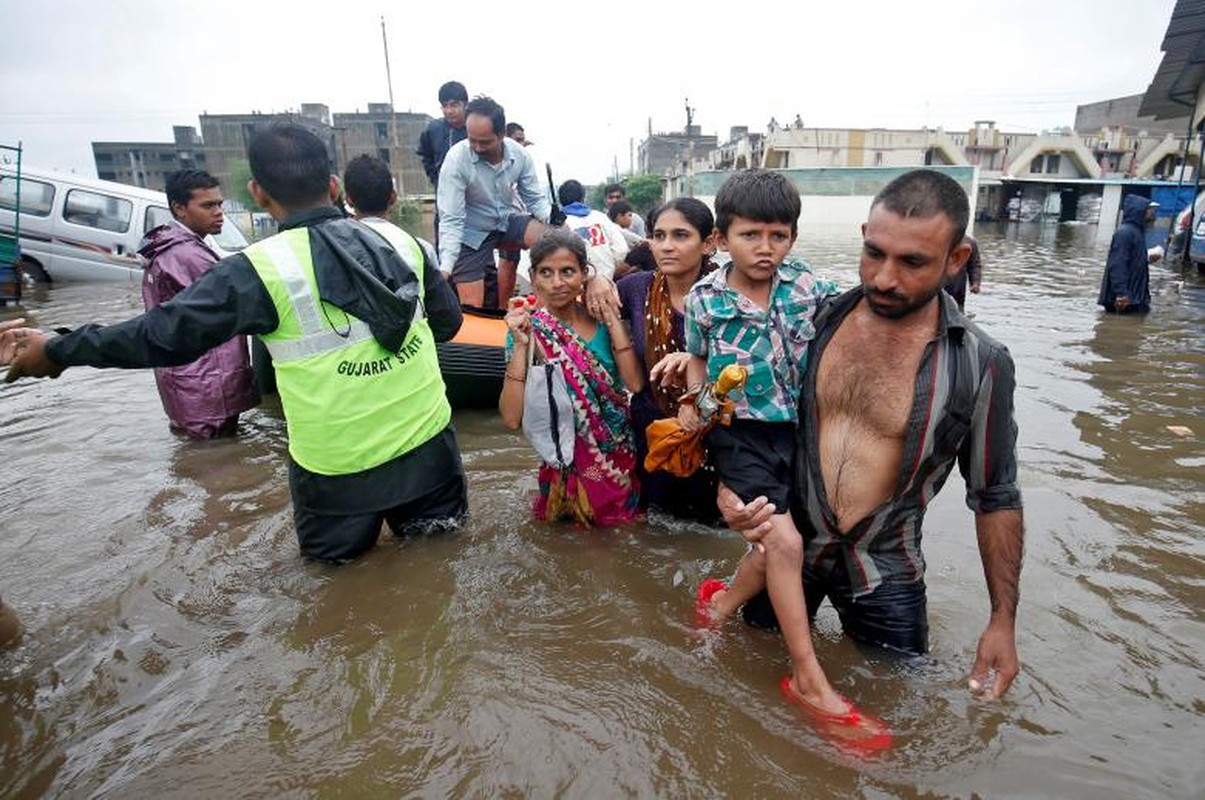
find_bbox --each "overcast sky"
[0,0,1179,187]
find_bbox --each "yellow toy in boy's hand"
[698,363,748,426]
[643,363,749,477]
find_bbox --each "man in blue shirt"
[436,96,552,308]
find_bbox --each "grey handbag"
[521,334,576,469]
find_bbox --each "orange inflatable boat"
[436,305,507,408]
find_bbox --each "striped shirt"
[793,288,1023,597]
[683,260,838,423]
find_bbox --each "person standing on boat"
[417,80,469,250]
[138,169,260,438]
[2,124,467,564]
[417,80,468,192]
[722,169,1025,701]
[437,96,553,308]
[1098,195,1159,314]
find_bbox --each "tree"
[624,174,663,216]
[588,173,664,216]
[224,158,258,212]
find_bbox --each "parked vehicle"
[1175,190,1205,271]
[0,166,247,284]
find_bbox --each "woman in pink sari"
[499,229,645,525]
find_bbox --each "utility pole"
[381,16,404,197]
[685,97,695,196]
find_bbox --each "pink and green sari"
[530,310,640,525]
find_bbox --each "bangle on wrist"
[613,342,633,353]
[505,370,527,383]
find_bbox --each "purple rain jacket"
[138,222,260,437]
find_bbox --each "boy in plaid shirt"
[682,170,888,751]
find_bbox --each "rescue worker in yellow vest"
[2,124,467,563]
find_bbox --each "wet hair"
[165,169,220,215]
[530,228,588,272]
[247,123,332,207]
[713,168,800,236]
[505,122,524,138]
[342,154,393,215]
[871,169,969,249]
[603,183,625,200]
[465,96,505,136]
[648,196,715,239]
[607,199,633,222]
[557,179,585,206]
[438,81,468,104]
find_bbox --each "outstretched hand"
[3,326,63,383]
[968,619,1020,700]
[0,318,27,365]
[716,482,774,553]
[649,352,692,391]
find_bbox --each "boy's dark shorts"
[450,214,535,284]
[706,419,795,510]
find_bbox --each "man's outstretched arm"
[969,507,1024,699]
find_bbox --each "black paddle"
[546,163,566,227]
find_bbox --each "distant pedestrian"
[943,234,982,312]
[1099,196,1159,314]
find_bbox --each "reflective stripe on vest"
[359,218,429,328]
[257,235,377,363]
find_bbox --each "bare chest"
[816,324,928,437]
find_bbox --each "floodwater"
[1,222,1202,798]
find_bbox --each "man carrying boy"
[724,169,1025,702]
[682,170,889,750]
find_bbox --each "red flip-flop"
[779,676,893,755]
[694,579,727,627]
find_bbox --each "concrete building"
[91,102,434,206]
[198,105,338,202]
[92,126,207,191]
[700,114,1199,222]
[637,122,718,176]
[331,104,429,196]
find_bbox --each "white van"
[0,166,248,284]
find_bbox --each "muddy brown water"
[1,222,1202,798]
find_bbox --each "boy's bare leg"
[708,547,767,620]
[761,513,848,715]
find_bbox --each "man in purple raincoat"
[139,170,259,437]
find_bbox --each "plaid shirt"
[794,288,1024,597]
[684,259,838,423]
